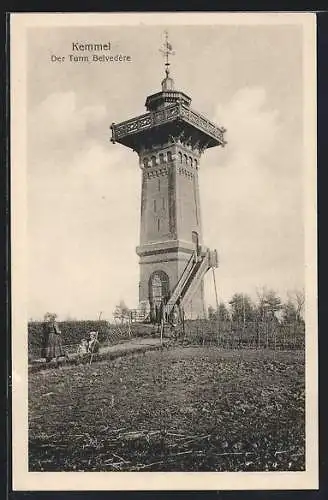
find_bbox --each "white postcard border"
[10,11,318,491]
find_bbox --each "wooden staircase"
[164,248,218,320]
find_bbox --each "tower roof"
[159,31,175,88]
[110,31,227,152]
[145,31,191,112]
[161,74,175,91]
[145,89,191,112]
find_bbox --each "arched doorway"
[149,271,170,323]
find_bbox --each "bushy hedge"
[28,320,111,355]
[28,320,157,358]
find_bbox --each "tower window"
[162,197,165,210]
[157,218,160,232]
[158,178,160,191]
[194,159,198,169]
[167,151,172,162]
[178,152,182,163]
[189,156,193,166]
[154,199,157,212]
[143,157,149,168]
[184,154,188,164]
[159,153,164,164]
[151,155,156,167]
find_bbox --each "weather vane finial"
[159,30,175,78]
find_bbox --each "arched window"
[159,153,164,164]
[189,156,193,166]
[194,159,198,169]
[167,151,172,162]
[143,157,149,168]
[151,155,156,167]
[178,152,183,163]
[184,154,188,164]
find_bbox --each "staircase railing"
[164,248,218,320]
[180,250,210,308]
[165,251,197,317]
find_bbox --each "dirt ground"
[28,347,305,471]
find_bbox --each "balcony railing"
[112,103,225,145]
[179,106,225,142]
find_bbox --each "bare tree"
[288,289,305,322]
[255,287,282,348]
[256,287,282,320]
[281,299,298,323]
[113,300,130,324]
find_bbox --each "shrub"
[28,320,111,357]
[28,320,158,359]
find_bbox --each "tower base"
[137,240,207,322]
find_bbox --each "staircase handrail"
[164,251,197,316]
[180,249,211,307]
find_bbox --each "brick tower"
[111,33,226,321]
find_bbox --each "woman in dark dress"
[42,313,65,363]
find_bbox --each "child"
[77,338,89,359]
[88,331,100,354]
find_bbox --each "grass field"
[28,347,305,472]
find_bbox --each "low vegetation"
[29,347,305,472]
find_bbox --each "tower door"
[149,271,170,323]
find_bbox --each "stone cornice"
[136,239,200,257]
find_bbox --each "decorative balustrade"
[179,105,225,142]
[112,112,152,139]
[112,103,225,145]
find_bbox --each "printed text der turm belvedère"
[50,41,132,63]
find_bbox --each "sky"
[26,23,306,321]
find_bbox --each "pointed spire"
[159,30,175,91]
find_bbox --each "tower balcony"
[110,102,227,153]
